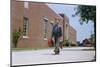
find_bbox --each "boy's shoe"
[55,51,60,55]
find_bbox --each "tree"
[73,5,96,49]
[12,28,21,48]
[73,5,96,25]
[90,34,95,46]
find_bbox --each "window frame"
[43,17,48,40]
[23,17,29,38]
[24,2,29,9]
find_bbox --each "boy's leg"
[54,38,60,54]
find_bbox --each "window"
[24,2,29,8]
[23,17,29,38]
[43,18,48,39]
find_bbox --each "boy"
[51,18,62,54]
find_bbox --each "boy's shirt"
[52,24,62,38]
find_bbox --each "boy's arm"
[59,27,62,37]
[51,25,55,38]
[51,30,54,38]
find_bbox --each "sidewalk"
[12,47,95,66]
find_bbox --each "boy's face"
[55,19,59,24]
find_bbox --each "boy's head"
[55,17,60,24]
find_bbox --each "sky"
[47,4,94,43]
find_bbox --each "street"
[12,47,95,66]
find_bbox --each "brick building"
[11,0,76,48]
[59,14,77,44]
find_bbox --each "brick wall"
[11,0,63,48]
